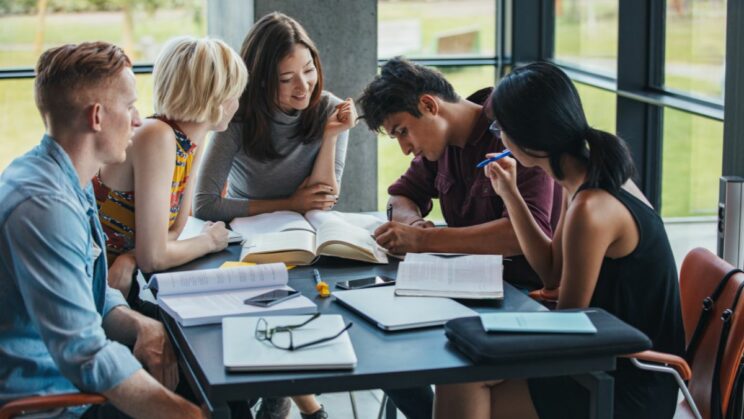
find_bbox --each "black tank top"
[585,186,685,417]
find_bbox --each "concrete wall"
[209,0,379,212]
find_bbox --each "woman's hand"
[323,98,358,139]
[108,252,138,295]
[201,221,229,253]
[484,155,519,198]
[288,179,337,213]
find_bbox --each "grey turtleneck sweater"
[193,91,348,222]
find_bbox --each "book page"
[305,210,385,233]
[243,230,316,255]
[396,254,503,294]
[312,219,387,263]
[230,211,313,241]
[149,263,288,296]
[179,216,242,243]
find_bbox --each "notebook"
[333,286,477,331]
[230,210,388,265]
[223,314,357,371]
[149,264,316,327]
[480,312,598,334]
[394,253,504,300]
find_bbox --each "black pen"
[386,203,393,222]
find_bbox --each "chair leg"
[377,394,387,419]
[629,357,702,419]
[348,391,359,419]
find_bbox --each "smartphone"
[335,276,396,290]
[243,289,301,307]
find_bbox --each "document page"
[397,254,503,294]
[149,263,288,296]
[230,211,314,240]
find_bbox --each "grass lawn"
[0,2,726,218]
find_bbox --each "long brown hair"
[237,12,330,161]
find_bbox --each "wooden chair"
[0,393,105,419]
[623,248,744,419]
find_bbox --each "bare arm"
[103,370,203,419]
[306,98,357,194]
[485,157,560,287]
[132,121,227,273]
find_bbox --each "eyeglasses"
[488,120,502,139]
[254,313,353,351]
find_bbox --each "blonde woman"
[93,36,248,314]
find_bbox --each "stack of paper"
[395,253,503,300]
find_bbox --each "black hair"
[491,61,634,192]
[358,56,459,133]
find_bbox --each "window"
[0,2,206,170]
[575,83,616,133]
[378,0,496,59]
[661,110,723,218]
[0,74,156,170]
[377,65,496,221]
[664,0,727,101]
[0,3,206,68]
[554,0,618,77]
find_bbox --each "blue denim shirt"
[0,135,141,408]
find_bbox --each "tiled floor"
[281,219,720,419]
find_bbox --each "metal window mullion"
[616,0,666,210]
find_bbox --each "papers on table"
[480,312,597,334]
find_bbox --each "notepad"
[480,312,597,334]
[223,315,357,371]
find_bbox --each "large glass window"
[0,74,156,170]
[377,65,496,220]
[378,0,496,59]
[575,83,616,133]
[661,110,723,218]
[554,0,618,77]
[665,0,727,101]
[0,2,206,68]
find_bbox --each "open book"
[149,264,317,326]
[395,253,504,300]
[178,216,243,244]
[230,210,389,265]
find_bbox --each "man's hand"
[409,218,436,229]
[373,221,429,255]
[288,178,337,213]
[133,317,179,390]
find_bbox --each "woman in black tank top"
[435,62,684,419]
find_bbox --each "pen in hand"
[475,149,512,168]
[386,202,393,222]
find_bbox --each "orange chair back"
[680,247,744,419]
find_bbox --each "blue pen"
[475,149,512,168]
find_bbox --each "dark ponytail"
[491,61,635,192]
[584,127,635,191]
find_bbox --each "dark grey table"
[162,245,617,419]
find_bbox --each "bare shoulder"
[565,188,622,233]
[130,118,177,154]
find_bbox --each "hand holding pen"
[475,149,512,168]
[483,151,519,198]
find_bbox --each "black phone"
[335,275,396,290]
[243,289,301,307]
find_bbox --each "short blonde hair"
[153,36,248,124]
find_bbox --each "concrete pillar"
[206,1,254,52]
[253,0,378,211]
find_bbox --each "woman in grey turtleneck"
[194,11,356,225]
[193,12,354,419]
